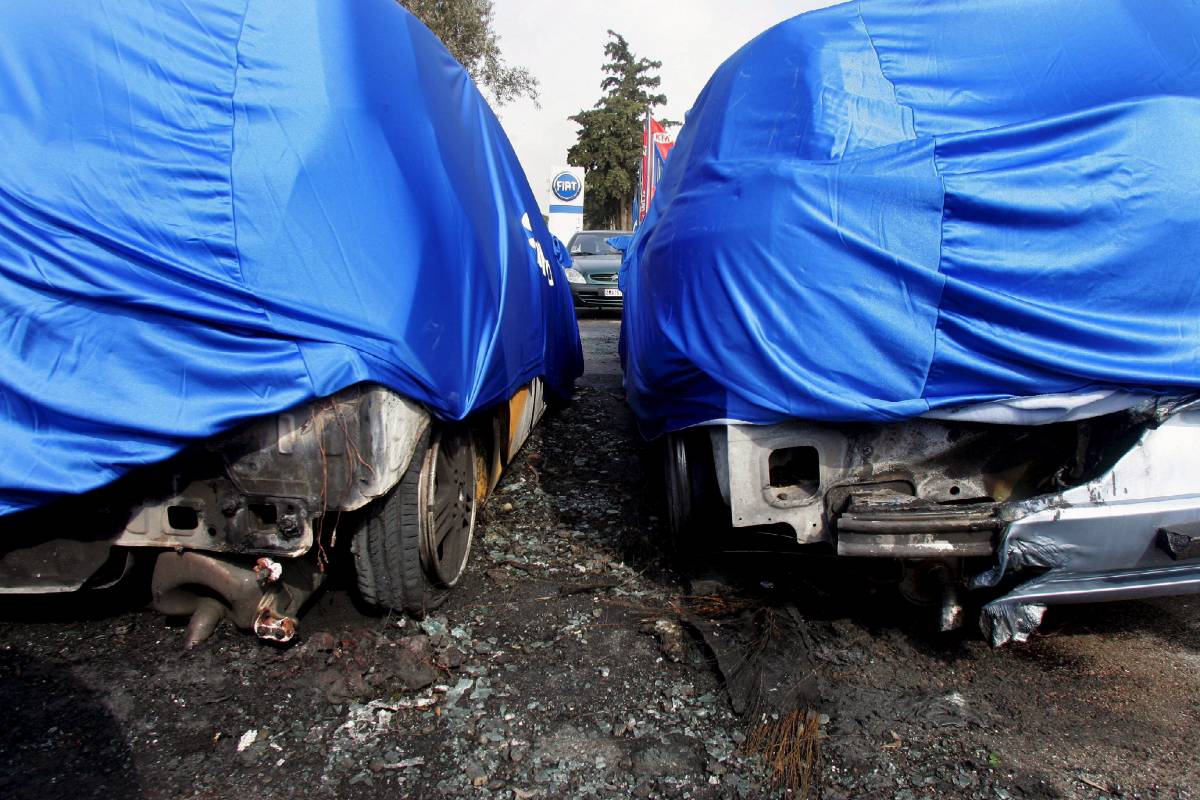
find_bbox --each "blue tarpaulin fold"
[621,0,1200,439]
[0,0,583,515]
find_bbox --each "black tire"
[662,429,728,555]
[351,427,477,616]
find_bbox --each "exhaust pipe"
[150,551,321,647]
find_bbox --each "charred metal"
[0,379,550,645]
[672,395,1200,642]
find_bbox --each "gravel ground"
[2,314,1198,800]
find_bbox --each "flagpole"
[640,107,651,226]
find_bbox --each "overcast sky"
[491,1,836,210]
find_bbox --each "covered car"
[0,0,582,643]
[620,0,1200,643]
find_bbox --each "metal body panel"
[505,379,547,463]
[0,539,118,594]
[0,378,547,596]
[711,401,1200,642]
[714,418,1003,544]
[117,385,429,558]
[980,408,1200,643]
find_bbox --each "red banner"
[639,112,674,223]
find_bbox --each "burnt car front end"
[0,377,555,646]
[665,395,1200,643]
[0,385,431,645]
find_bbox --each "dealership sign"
[551,171,582,202]
[547,167,585,244]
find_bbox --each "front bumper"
[116,385,429,559]
[570,282,623,308]
[0,385,429,593]
[709,400,1200,643]
[974,410,1200,643]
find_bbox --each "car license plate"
[603,288,623,297]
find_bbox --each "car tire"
[352,426,477,616]
[662,429,727,555]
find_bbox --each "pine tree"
[568,32,671,229]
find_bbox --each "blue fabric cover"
[606,236,634,253]
[552,236,574,268]
[621,0,1200,439]
[0,0,583,515]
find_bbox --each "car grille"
[590,273,618,283]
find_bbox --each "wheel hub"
[418,429,477,587]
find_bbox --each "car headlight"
[563,268,586,285]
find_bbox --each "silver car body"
[705,394,1200,643]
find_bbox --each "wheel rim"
[418,428,477,587]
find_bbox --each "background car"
[563,230,632,310]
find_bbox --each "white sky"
[491,1,837,211]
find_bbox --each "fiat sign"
[551,172,582,202]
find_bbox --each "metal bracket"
[1158,523,1200,561]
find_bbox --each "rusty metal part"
[117,385,430,558]
[472,429,492,505]
[114,380,544,560]
[1158,523,1200,561]
[838,493,999,534]
[711,398,1165,545]
[940,582,966,632]
[151,550,322,647]
[254,557,283,584]
[0,379,547,601]
[485,417,506,494]
[253,609,298,644]
[838,510,998,534]
[838,532,995,558]
[480,379,547,496]
[830,489,998,556]
[505,380,546,463]
[836,492,999,558]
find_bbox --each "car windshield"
[570,233,623,256]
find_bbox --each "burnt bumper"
[836,495,999,558]
[0,385,429,593]
[710,398,1200,644]
[114,385,428,559]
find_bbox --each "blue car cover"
[621,0,1200,439]
[0,0,583,515]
